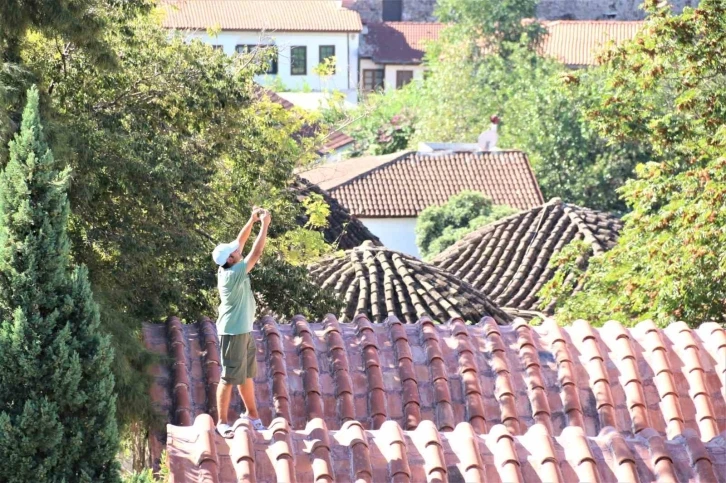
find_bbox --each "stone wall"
[345,0,699,23]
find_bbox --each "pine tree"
[0,86,120,482]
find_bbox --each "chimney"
[477,115,499,151]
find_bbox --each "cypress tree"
[0,86,120,482]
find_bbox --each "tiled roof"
[168,414,726,482]
[144,315,726,477]
[539,20,645,67]
[433,199,623,315]
[307,241,512,324]
[256,87,355,154]
[291,178,381,250]
[300,150,544,217]
[161,0,362,32]
[361,22,446,64]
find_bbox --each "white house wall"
[186,30,359,102]
[359,217,420,258]
[359,59,426,91]
[384,64,425,90]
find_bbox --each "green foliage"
[0,0,148,63]
[0,86,119,481]
[346,85,421,156]
[1,9,341,437]
[416,191,517,259]
[349,7,646,212]
[435,0,544,58]
[122,469,155,483]
[536,239,592,310]
[553,0,726,327]
[413,40,649,213]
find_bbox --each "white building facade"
[187,30,360,103]
[162,1,362,103]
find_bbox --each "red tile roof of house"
[308,241,512,324]
[300,150,544,217]
[539,20,645,67]
[433,198,623,316]
[362,22,446,64]
[361,20,644,67]
[161,0,362,32]
[144,315,726,477]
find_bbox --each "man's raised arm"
[236,207,264,248]
[244,210,271,274]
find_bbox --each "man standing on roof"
[212,207,270,436]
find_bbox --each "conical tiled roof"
[291,178,381,250]
[308,241,512,324]
[433,198,623,315]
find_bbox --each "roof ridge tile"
[381,420,411,482]
[260,316,292,423]
[190,414,220,482]
[513,319,554,434]
[419,316,456,431]
[486,424,523,483]
[571,319,617,430]
[411,420,447,481]
[560,425,602,482]
[354,314,388,429]
[482,318,521,435]
[268,417,296,482]
[386,316,422,429]
[601,426,639,482]
[524,423,564,483]
[198,317,221,423]
[602,319,651,434]
[639,319,686,439]
[449,317,488,433]
[669,322,719,441]
[304,418,334,482]
[167,316,192,427]
[339,420,373,482]
[229,418,256,480]
[322,315,357,424]
[543,319,586,429]
[292,316,324,422]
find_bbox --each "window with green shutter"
[319,45,336,74]
[291,46,307,75]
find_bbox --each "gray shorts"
[219,333,257,385]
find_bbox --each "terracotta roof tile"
[291,178,381,249]
[539,20,645,67]
[307,241,513,325]
[300,150,544,217]
[361,22,446,64]
[166,414,726,482]
[360,20,643,67]
[144,316,726,474]
[433,198,623,316]
[161,0,362,32]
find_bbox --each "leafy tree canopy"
[2,9,342,434]
[415,191,517,259]
[547,0,726,326]
[343,0,648,213]
[0,86,119,482]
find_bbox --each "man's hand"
[250,206,265,223]
[260,209,271,225]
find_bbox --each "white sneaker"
[248,417,267,431]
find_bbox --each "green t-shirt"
[216,260,256,335]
